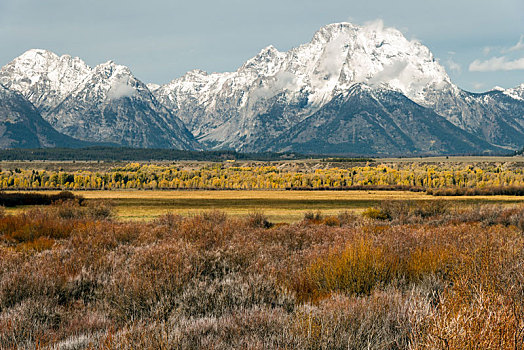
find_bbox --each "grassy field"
[6,189,524,222]
[3,156,524,222]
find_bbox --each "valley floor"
[5,189,524,222]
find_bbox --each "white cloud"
[368,60,409,85]
[469,56,524,72]
[446,58,461,73]
[483,46,492,56]
[108,79,137,100]
[507,35,524,52]
[318,34,347,77]
[363,19,385,34]
[250,71,298,102]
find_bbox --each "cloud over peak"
[108,79,137,100]
[446,58,461,73]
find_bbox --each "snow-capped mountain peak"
[146,83,161,92]
[95,60,132,76]
[151,21,456,150]
[303,21,452,103]
[88,61,141,100]
[0,49,91,114]
[504,83,524,100]
[1,22,522,154]
[0,49,199,149]
[240,45,284,73]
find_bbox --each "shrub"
[0,297,63,347]
[17,236,55,252]
[303,239,397,297]
[154,212,183,228]
[54,199,114,220]
[0,209,75,244]
[429,186,524,196]
[363,200,450,223]
[322,216,341,227]
[290,292,424,350]
[246,211,273,229]
[413,200,449,218]
[336,211,357,226]
[1,203,524,348]
[85,200,114,220]
[362,208,389,220]
[303,211,323,223]
[0,190,81,207]
[174,273,294,318]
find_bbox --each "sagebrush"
[1,201,524,349]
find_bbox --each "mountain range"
[0,22,523,156]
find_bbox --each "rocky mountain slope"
[151,22,523,154]
[0,50,199,149]
[0,49,91,115]
[270,85,501,155]
[153,22,456,150]
[47,61,199,149]
[424,88,524,149]
[0,84,90,148]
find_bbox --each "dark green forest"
[0,147,310,162]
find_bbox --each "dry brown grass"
[1,201,524,348]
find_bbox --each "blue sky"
[1,0,523,92]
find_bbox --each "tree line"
[0,147,309,162]
[1,162,524,191]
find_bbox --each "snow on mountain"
[283,21,452,105]
[153,21,456,150]
[0,49,91,115]
[47,60,200,149]
[146,83,161,93]
[0,50,199,149]
[1,22,522,153]
[504,84,524,100]
[269,84,501,156]
[424,84,524,149]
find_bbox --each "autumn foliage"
[2,161,524,191]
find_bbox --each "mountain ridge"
[0,51,200,149]
[0,22,523,155]
[151,21,522,153]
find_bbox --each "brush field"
[2,157,524,349]
[1,199,524,348]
